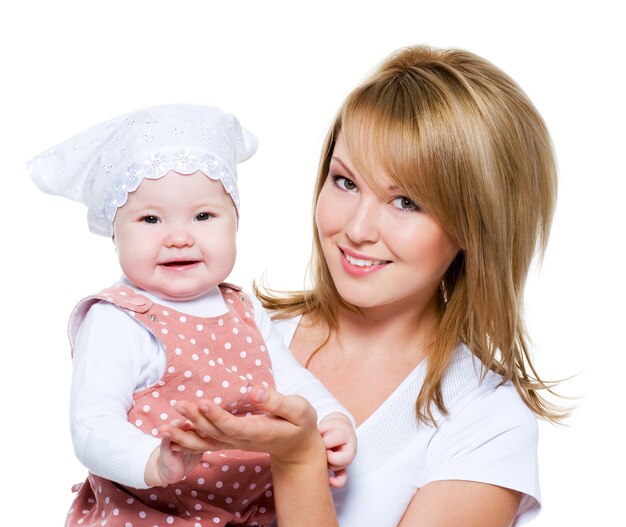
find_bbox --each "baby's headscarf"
[27,104,257,236]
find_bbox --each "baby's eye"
[142,215,160,224]
[391,196,419,211]
[195,212,212,222]
[333,175,357,191]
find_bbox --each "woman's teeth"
[344,253,387,267]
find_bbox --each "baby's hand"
[317,412,357,488]
[144,433,203,487]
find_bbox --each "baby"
[28,105,356,527]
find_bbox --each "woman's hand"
[160,387,339,527]
[160,386,324,464]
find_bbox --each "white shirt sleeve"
[250,295,353,425]
[425,372,541,524]
[70,301,163,489]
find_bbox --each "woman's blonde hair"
[257,45,565,423]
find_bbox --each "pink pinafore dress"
[66,283,276,527]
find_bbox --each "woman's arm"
[162,387,339,527]
[399,480,521,527]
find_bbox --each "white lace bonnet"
[27,104,257,236]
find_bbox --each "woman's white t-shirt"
[271,313,541,527]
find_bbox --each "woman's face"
[315,133,460,315]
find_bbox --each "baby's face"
[113,170,237,301]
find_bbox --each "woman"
[166,45,564,526]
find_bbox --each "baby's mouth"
[159,260,201,271]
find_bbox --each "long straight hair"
[257,45,565,423]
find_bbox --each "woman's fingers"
[249,387,316,427]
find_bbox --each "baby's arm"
[318,412,357,488]
[72,301,197,488]
[250,297,357,485]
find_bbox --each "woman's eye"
[195,212,212,221]
[392,196,419,211]
[142,215,160,224]
[333,175,357,191]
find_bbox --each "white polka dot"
[222,465,229,472]
[168,366,176,373]
[255,359,262,366]
[196,324,204,331]
[260,345,266,352]
[242,499,249,505]
[231,366,238,372]
[184,370,192,378]
[203,375,211,382]
[233,482,240,489]
[142,405,150,412]
[246,374,253,380]
[240,351,247,358]
[260,506,267,513]
[190,338,197,345]
[224,342,232,350]
[125,523,133,527]
[194,503,202,510]
[239,465,246,472]
[126,498,134,504]
[113,509,120,516]
[213,518,220,524]
[203,348,210,354]
[232,327,239,335]
[265,490,273,497]
[211,333,217,341]
[177,385,185,392]
[162,310,169,316]
[135,419,142,426]
[209,360,216,366]
[160,413,168,420]
[217,357,224,364]
[179,334,186,340]
[225,497,233,504]
[139,511,147,519]
[246,336,253,343]
[170,400,177,406]
[255,465,262,473]
[152,428,158,436]
[119,291,127,296]
[250,483,257,489]
[208,493,215,500]
[216,481,223,488]
[222,380,230,388]
[214,397,222,404]
[161,328,168,334]
[218,319,224,326]
[180,316,187,323]
[192,354,199,361]
[196,390,204,397]
[174,488,182,496]
[174,348,182,356]
[240,386,247,394]
[167,518,174,525]
[197,477,205,484]
[234,317,240,323]
[152,391,160,398]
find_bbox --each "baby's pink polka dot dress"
[66,284,276,527]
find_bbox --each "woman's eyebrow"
[332,156,399,192]
[330,157,357,179]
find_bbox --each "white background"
[1,1,623,524]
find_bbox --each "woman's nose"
[344,198,380,244]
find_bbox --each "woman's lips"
[340,249,390,276]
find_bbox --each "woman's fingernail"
[252,387,267,403]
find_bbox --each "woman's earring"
[440,280,449,306]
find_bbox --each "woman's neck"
[333,297,440,361]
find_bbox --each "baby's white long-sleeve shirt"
[70,279,349,489]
